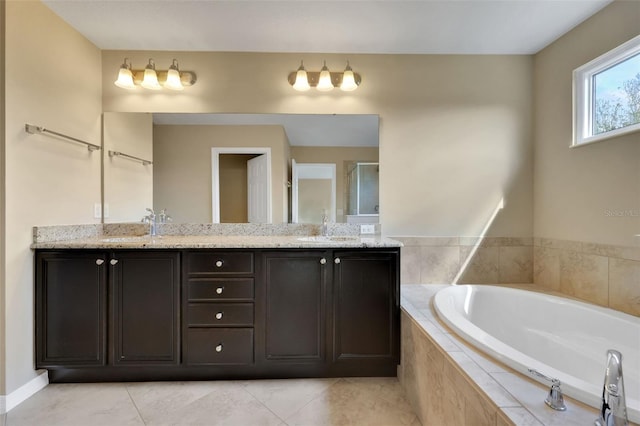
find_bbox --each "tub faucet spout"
[595,349,628,426]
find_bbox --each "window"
[573,34,640,146]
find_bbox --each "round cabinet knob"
[216,287,224,295]
[215,312,223,320]
[110,259,119,266]
[215,343,223,353]
[320,258,327,265]
[95,259,105,265]
[334,258,341,264]
[215,260,224,268]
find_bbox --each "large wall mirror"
[102,112,379,224]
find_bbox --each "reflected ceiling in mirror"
[152,113,379,147]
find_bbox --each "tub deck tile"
[500,407,544,426]
[399,284,621,426]
[490,372,597,426]
[448,351,521,408]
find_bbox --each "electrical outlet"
[103,203,110,218]
[93,203,101,219]
[360,224,376,234]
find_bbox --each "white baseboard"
[0,370,48,414]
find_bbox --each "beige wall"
[0,0,6,397]
[291,146,378,223]
[3,0,102,395]
[103,51,533,238]
[533,0,640,248]
[532,0,640,312]
[153,124,290,223]
[103,112,153,222]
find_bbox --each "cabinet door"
[36,251,107,367]
[110,251,180,365]
[262,251,329,362]
[332,250,399,362]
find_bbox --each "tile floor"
[4,377,421,426]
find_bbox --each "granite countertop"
[31,234,403,249]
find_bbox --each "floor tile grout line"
[279,377,348,425]
[124,383,149,426]
[238,384,291,425]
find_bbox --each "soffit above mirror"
[152,113,379,148]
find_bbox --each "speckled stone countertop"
[32,234,402,249]
[31,223,401,249]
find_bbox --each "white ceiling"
[42,0,612,55]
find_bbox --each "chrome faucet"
[595,350,628,426]
[142,208,157,237]
[158,208,171,225]
[321,211,328,237]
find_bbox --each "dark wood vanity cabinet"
[36,252,108,367]
[110,252,180,366]
[35,250,180,374]
[259,249,399,376]
[183,251,256,366]
[261,251,329,366]
[332,250,400,376]
[35,247,400,381]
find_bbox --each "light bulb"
[292,61,310,91]
[114,58,135,89]
[340,61,358,91]
[164,59,184,90]
[316,61,334,91]
[141,59,162,90]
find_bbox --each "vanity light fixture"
[288,60,362,92]
[114,58,197,90]
[164,59,184,91]
[114,58,136,89]
[292,61,311,91]
[340,61,358,92]
[317,61,334,91]
[141,59,162,90]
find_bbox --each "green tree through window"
[593,54,640,135]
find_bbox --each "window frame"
[572,34,640,147]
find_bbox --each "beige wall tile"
[458,247,500,284]
[420,246,460,284]
[499,246,533,283]
[391,237,460,247]
[443,361,497,426]
[533,246,561,291]
[442,374,466,426]
[401,246,422,284]
[559,251,609,306]
[460,237,532,247]
[538,238,583,252]
[609,258,640,316]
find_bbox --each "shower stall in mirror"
[346,162,379,224]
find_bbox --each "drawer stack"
[184,251,255,365]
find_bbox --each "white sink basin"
[297,236,359,243]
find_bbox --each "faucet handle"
[528,368,567,411]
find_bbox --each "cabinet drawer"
[187,278,254,301]
[187,303,254,327]
[186,328,254,365]
[187,252,254,275]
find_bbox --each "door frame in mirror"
[211,147,272,223]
